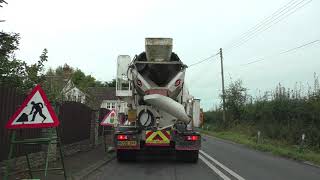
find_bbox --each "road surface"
[87,134,320,180]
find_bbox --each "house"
[60,79,128,115]
[87,87,127,113]
[61,79,86,103]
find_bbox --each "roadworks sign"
[5,84,60,129]
[100,109,118,126]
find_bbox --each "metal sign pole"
[56,127,67,180]
[3,128,67,180]
[103,126,107,152]
[25,153,33,178]
[4,130,16,180]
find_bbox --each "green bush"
[204,75,320,151]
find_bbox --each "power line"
[187,0,313,68]
[240,39,320,66]
[279,40,319,54]
[227,0,313,53]
[225,0,311,52]
[225,0,312,53]
[225,0,300,49]
[188,52,220,67]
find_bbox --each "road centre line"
[200,150,246,180]
[199,155,231,180]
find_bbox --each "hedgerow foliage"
[205,75,320,149]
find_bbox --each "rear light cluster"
[185,135,199,141]
[117,135,128,141]
[175,79,181,87]
[137,79,142,87]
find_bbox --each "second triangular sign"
[100,109,118,126]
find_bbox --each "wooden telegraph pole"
[219,48,226,124]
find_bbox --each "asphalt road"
[87,134,320,180]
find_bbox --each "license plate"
[118,141,137,146]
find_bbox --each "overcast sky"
[1,0,319,110]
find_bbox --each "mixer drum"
[135,52,182,86]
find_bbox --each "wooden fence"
[58,101,93,145]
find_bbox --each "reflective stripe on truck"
[145,130,170,146]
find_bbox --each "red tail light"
[175,79,181,86]
[185,135,199,141]
[137,79,142,87]
[117,135,128,141]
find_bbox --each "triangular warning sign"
[5,84,60,129]
[100,109,118,126]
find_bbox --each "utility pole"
[219,48,226,123]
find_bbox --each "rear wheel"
[117,150,136,161]
[176,150,199,163]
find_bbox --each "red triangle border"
[5,84,60,129]
[100,110,116,127]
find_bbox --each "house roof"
[87,87,117,110]
[87,87,117,101]
[61,79,76,94]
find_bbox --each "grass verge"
[200,129,320,166]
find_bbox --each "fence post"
[299,133,305,153]
[90,110,99,148]
[257,131,261,144]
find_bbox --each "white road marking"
[199,155,231,180]
[200,150,246,180]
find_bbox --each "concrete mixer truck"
[114,38,201,162]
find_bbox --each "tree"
[71,69,96,90]
[223,79,248,125]
[24,48,48,88]
[0,31,48,92]
[106,79,116,87]
[0,0,8,8]
[0,1,8,21]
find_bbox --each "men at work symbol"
[29,101,46,122]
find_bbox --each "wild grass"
[205,74,320,151]
[201,128,320,166]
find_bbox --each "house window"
[106,103,111,109]
[111,103,115,109]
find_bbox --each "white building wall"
[64,87,86,104]
[101,100,127,113]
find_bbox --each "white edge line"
[200,150,246,180]
[199,155,231,180]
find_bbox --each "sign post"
[3,85,67,180]
[100,110,117,152]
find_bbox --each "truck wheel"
[176,150,199,163]
[117,150,136,162]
